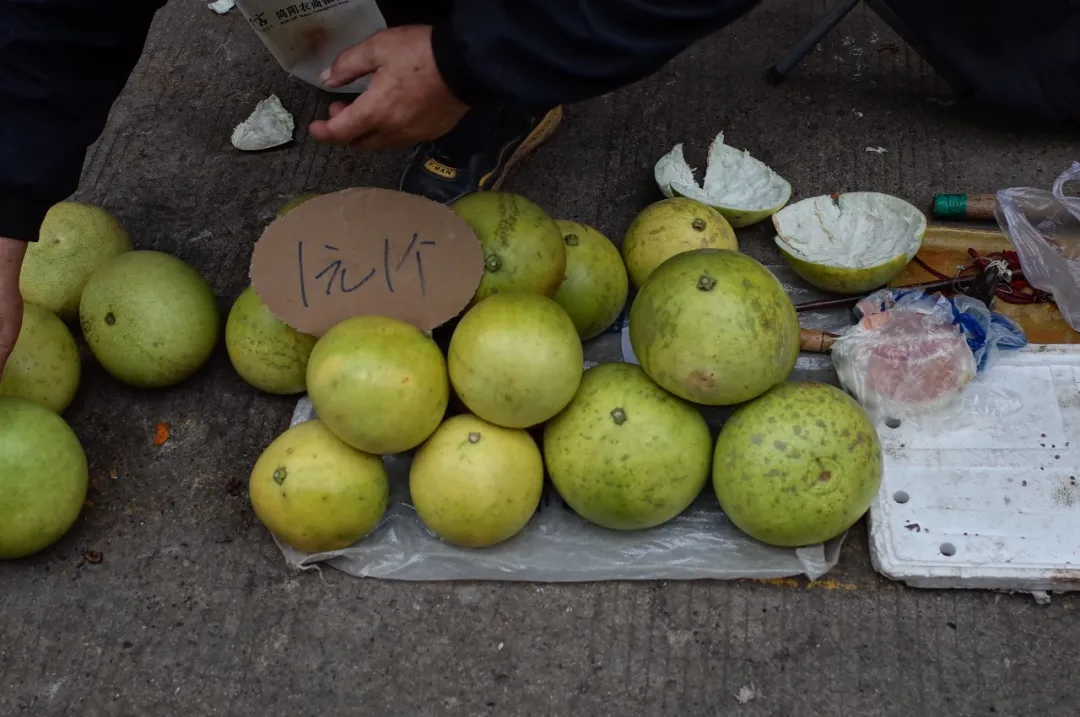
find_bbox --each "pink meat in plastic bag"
[832,303,977,416]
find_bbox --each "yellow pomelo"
[544,363,712,531]
[306,315,449,454]
[20,202,132,321]
[713,382,883,547]
[450,192,566,304]
[0,397,88,559]
[0,302,80,413]
[249,419,389,553]
[622,197,738,289]
[410,413,543,548]
[225,286,316,395]
[629,249,800,406]
[79,251,220,388]
[552,220,629,341]
[448,292,583,428]
[277,193,322,217]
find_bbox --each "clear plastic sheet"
[273,265,851,582]
[996,162,1080,331]
[830,288,1028,423]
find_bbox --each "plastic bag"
[831,288,1027,421]
[235,0,386,94]
[996,162,1080,331]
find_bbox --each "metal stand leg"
[766,0,861,85]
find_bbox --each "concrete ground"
[3,1,1079,715]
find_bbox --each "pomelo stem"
[692,218,707,231]
[273,467,287,485]
[610,407,627,425]
[468,432,482,443]
[696,274,717,292]
[484,255,502,272]
[564,233,580,246]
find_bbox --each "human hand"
[0,238,26,377]
[309,25,469,152]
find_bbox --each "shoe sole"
[479,105,564,191]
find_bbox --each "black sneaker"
[398,106,563,204]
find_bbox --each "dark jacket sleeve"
[0,0,164,242]
[431,0,762,111]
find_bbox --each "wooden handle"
[800,328,838,353]
[932,193,998,221]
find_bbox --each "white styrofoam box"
[869,345,1080,593]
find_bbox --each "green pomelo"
[0,302,81,413]
[79,251,220,388]
[0,397,89,559]
[20,201,132,321]
[225,286,317,395]
[712,381,884,547]
[307,315,448,454]
[277,193,322,218]
[629,249,800,406]
[410,413,543,548]
[544,362,712,531]
[621,197,738,289]
[450,192,567,304]
[448,292,583,429]
[249,419,389,553]
[552,220,629,341]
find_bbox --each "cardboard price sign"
[249,188,484,336]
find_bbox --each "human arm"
[431,0,764,110]
[311,0,761,148]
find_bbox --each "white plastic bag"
[996,162,1080,331]
[235,0,386,94]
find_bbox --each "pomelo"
[622,197,738,289]
[448,292,583,428]
[772,192,926,295]
[450,192,566,303]
[307,315,448,454]
[249,419,389,553]
[277,192,322,218]
[629,248,800,406]
[552,220,629,341]
[225,286,317,395]
[79,250,220,388]
[0,397,88,559]
[654,132,792,228]
[544,362,712,531]
[712,381,883,547]
[20,201,132,321]
[0,302,81,413]
[409,413,543,548]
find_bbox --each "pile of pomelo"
[2,201,224,559]
[240,191,884,554]
[0,185,886,563]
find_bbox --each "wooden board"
[889,224,1080,345]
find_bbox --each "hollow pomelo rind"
[772,192,926,295]
[655,133,792,228]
